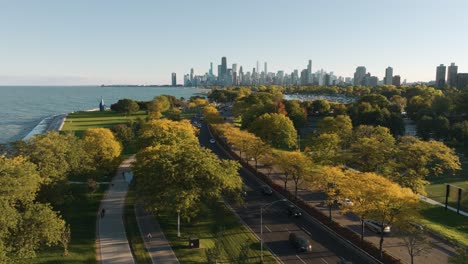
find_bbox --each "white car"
[364,219,391,233]
[337,198,353,207]
[209,138,216,144]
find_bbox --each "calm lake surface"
[0,86,208,143]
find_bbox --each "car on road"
[260,185,273,195]
[286,204,302,217]
[209,138,216,144]
[337,198,353,207]
[289,233,312,252]
[337,257,353,264]
[364,219,391,234]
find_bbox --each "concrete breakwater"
[22,113,67,141]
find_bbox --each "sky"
[0,0,467,85]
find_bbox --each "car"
[286,204,302,217]
[337,257,353,264]
[260,185,273,195]
[337,198,354,207]
[209,138,216,144]
[289,233,312,252]
[364,219,391,234]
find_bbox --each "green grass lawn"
[157,201,278,263]
[24,184,107,264]
[418,202,468,247]
[425,152,468,212]
[124,187,152,264]
[62,110,148,137]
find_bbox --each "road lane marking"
[265,225,272,232]
[296,255,307,264]
[299,225,312,236]
[321,258,329,264]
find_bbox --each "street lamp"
[260,198,287,262]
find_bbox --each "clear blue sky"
[1,0,467,85]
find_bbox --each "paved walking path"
[419,195,468,217]
[97,157,135,264]
[135,204,180,264]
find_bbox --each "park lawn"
[157,201,278,263]
[124,187,152,264]
[23,184,107,264]
[61,110,148,137]
[418,202,468,247]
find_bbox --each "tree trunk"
[294,182,298,199]
[411,255,414,264]
[379,232,384,259]
[360,219,365,245]
[329,204,332,220]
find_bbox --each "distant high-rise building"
[435,64,446,89]
[384,67,393,85]
[457,73,468,90]
[392,75,401,87]
[190,68,194,82]
[324,74,331,86]
[232,64,238,85]
[221,57,227,76]
[184,74,190,86]
[257,61,260,75]
[264,62,267,75]
[209,62,213,76]
[447,63,458,87]
[307,60,312,74]
[171,73,177,86]
[354,66,367,85]
[300,69,308,85]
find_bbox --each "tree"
[0,155,66,261]
[398,224,431,264]
[275,151,315,198]
[316,115,353,146]
[203,105,224,124]
[339,171,390,244]
[249,113,297,149]
[393,136,461,194]
[348,125,396,174]
[305,133,342,165]
[133,143,242,221]
[137,119,198,149]
[112,124,135,147]
[83,128,122,177]
[311,99,331,115]
[284,100,307,129]
[244,135,271,171]
[110,98,140,115]
[148,95,171,119]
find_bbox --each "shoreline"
[22,113,68,141]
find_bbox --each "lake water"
[0,86,208,143]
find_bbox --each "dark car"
[286,204,302,217]
[260,185,273,195]
[289,233,312,252]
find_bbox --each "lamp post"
[261,198,287,262]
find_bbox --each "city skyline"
[1,0,468,85]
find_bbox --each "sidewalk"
[419,195,468,217]
[135,203,180,264]
[97,157,135,264]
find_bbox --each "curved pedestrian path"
[97,156,135,264]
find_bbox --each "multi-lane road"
[198,121,372,264]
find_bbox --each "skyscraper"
[264,62,267,75]
[307,60,312,84]
[354,66,367,85]
[171,73,177,86]
[435,64,446,89]
[232,64,238,85]
[190,68,194,82]
[447,63,458,87]
[457,73,468,90]
[209,62,213,76]
[384,67,393,85]
[221,57,227,76]
[392,75,401,87]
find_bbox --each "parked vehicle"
[364,219,391,233]
[337,257,353,264]
[337,198,353,207]
[286,204,302,217]
[289,233,312,252]
[260,185,273,195]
